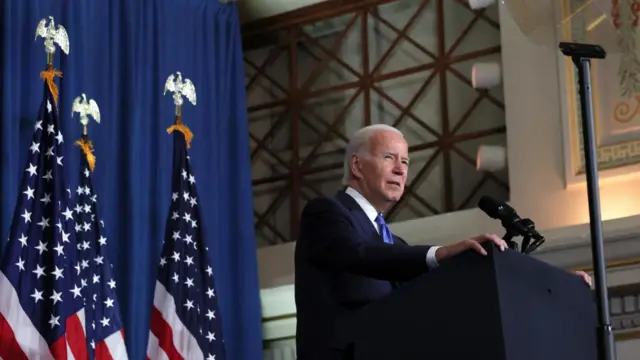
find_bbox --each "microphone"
[477,195,545,254]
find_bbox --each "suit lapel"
[335,191,382,243]
[336,190,400,288]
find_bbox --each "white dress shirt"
[344,187,441,269]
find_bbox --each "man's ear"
[350,155,363,180]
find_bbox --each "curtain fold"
[0,1,263,359]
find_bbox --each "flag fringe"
[40,69,63,104]
[167,120,193,149]
[75,138,96,172]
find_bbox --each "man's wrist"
[426,246,441,268]
[435,246,448,262]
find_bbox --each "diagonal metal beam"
[299,88,363,170]
[370,0,431,76]
[446,8,486,57]
[255,209,289,245]
[367,7,437,60]
[298,13,360,93]
[452,0,500,30]
[299,30,362,80]
[245,56,289,95]
[245,45,286,94]
[371,85,441,138]
[254,185,290,232]
[249,132,291,171]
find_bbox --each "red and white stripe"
[146,281,204,360]
[0,271,88,360]
[94,329,128,360]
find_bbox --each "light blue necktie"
[375,214,394,244]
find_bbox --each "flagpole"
[175,103,183,129]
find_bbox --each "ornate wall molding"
[557,0,640,188]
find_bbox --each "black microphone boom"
[477,195,545,254]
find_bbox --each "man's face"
[353,130,409,208]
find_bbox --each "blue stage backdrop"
[0,0,263,358]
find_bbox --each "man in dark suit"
[294,124,591,360]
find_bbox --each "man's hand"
[574,270,592,287]
[435,234,508,262]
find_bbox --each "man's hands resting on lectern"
[573,271,592,287]
[434,233,507,262]
[433,234,593,287]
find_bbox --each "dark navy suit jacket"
[294,190,433,360]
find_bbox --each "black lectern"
[349,243,598,360]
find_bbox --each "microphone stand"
[559,42,616,360]
[500,218,542,254]
[518,218,545,254]
[501,228,520,251]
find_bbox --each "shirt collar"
[345,187,379,223]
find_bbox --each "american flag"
[73,138,128,359]
[146,130,227,360]
[0,82,88,358]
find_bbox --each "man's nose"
[392,163,405,176]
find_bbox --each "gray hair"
[341,124,404,185]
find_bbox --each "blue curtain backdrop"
[0,0,263,359]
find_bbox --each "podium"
[349,243,598,360]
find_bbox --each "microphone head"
[478,195,500,218]
[478,195,514,219]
